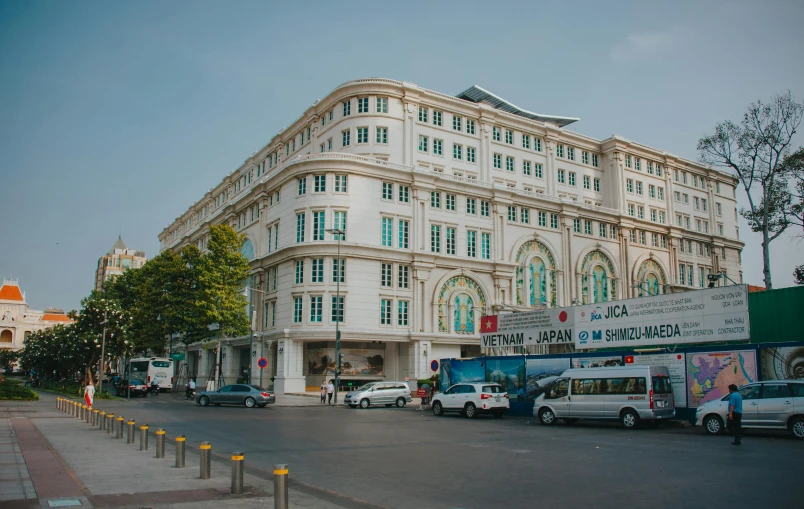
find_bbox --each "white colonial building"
[0,279,73,355]
[160,79,743,394]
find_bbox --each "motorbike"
[148,383,160,395]
[185,389,196,400]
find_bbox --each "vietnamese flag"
[480,315,498,333]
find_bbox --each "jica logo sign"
[592,304,629,321]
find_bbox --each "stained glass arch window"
[240,238,255,260]
[437,275,487,334]
[635,259,667,297]
[580,250,617,304]
[515,240,557,307]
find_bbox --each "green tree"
[698,91,803,289]
[0,350,20,373]
[196,224,250,339]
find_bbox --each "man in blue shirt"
[727,384,743,445]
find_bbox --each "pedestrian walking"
[727,384,743,445]
[320,381,327,404]
[84,380,95,408]
[326,379,334,405]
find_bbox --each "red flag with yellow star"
[480,315,498,333]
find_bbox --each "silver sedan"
[196,384,276,408]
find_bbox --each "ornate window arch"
[580,250,617,304]
[0,330,12,343]
[635,259,667,297]
[240,238,255,260]
[515,240,557,307]
[437,276,487,334]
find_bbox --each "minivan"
[533,365,675,429]
[344,381,412,409]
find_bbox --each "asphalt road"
[92,394,800,509]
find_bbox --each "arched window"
[453,294,474,334]
[580,250,617,304]
[240,239,254,260]
[437,276,486,334]
[0,330,12,343]
[636,259,667,296]
[515,241,557,307]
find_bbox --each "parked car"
[196,384,275,408]
[695,380,804,439]
[533,365,676,428]
[431,382,509,419]
[344,381,412,408]
[115,379,148,397]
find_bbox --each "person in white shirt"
[84,381,95,408]
[186,379,196,398]
[326,380,334,405]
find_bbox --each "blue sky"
[1,0,802,311]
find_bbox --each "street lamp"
[325,228,345,403]
[707,272,739,288]
[98,308,107,393]
[244,285,266,386]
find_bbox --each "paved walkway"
[0,394,381,509]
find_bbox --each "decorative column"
[273,330,305,395]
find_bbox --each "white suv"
[432,383,509,419]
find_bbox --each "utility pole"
[98,308,107,393]
[325,228,345,403]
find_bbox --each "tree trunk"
[762,230,773,290]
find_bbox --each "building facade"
[159,79,743,394]
[94,237,146,291]
[0,279,73,354]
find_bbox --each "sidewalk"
[0,394,380,509]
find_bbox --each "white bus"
[128,357,174,391]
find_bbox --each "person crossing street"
[727,384,743,446]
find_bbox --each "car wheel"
[789,417,804,439]
[360,398,370,409]
[492,410,504,419]
[464,403,477,419]
[198,396,209,407]
[245,397,256,408]
[703,414,724,435]
[395,397,406,408]
[621,409,640,429]
[432,401,444,416]
[538,408,556,425]
[562,418,579,425]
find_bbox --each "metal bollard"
[155,429,165,458]
[107,414,114,434]
[71,401,76,417]
[57,397,61,410]
[116,417,124,439]
[99,411,105,430]
[231,452,244,495]
[127,420,136,444]
[79,404,84,420]
[175,435,186,468]
[139,424,149,451]
[85,406,90,423]
[199,441,211,479]
[274,464,289,509]
[91,410,97,426]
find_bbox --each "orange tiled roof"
[0,284,24,301]
[41,313,73,323]
[747,285,766,292]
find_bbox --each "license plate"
[495,396,501,402]
[656,401,665,408]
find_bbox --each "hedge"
[0,380,39,401]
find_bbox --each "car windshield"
[151,361,171,368]
[652,376,673,394]
[130,380,145,386]
[482,385,505,394]
[355,384,377,391]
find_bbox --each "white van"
[533,365,675,429]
